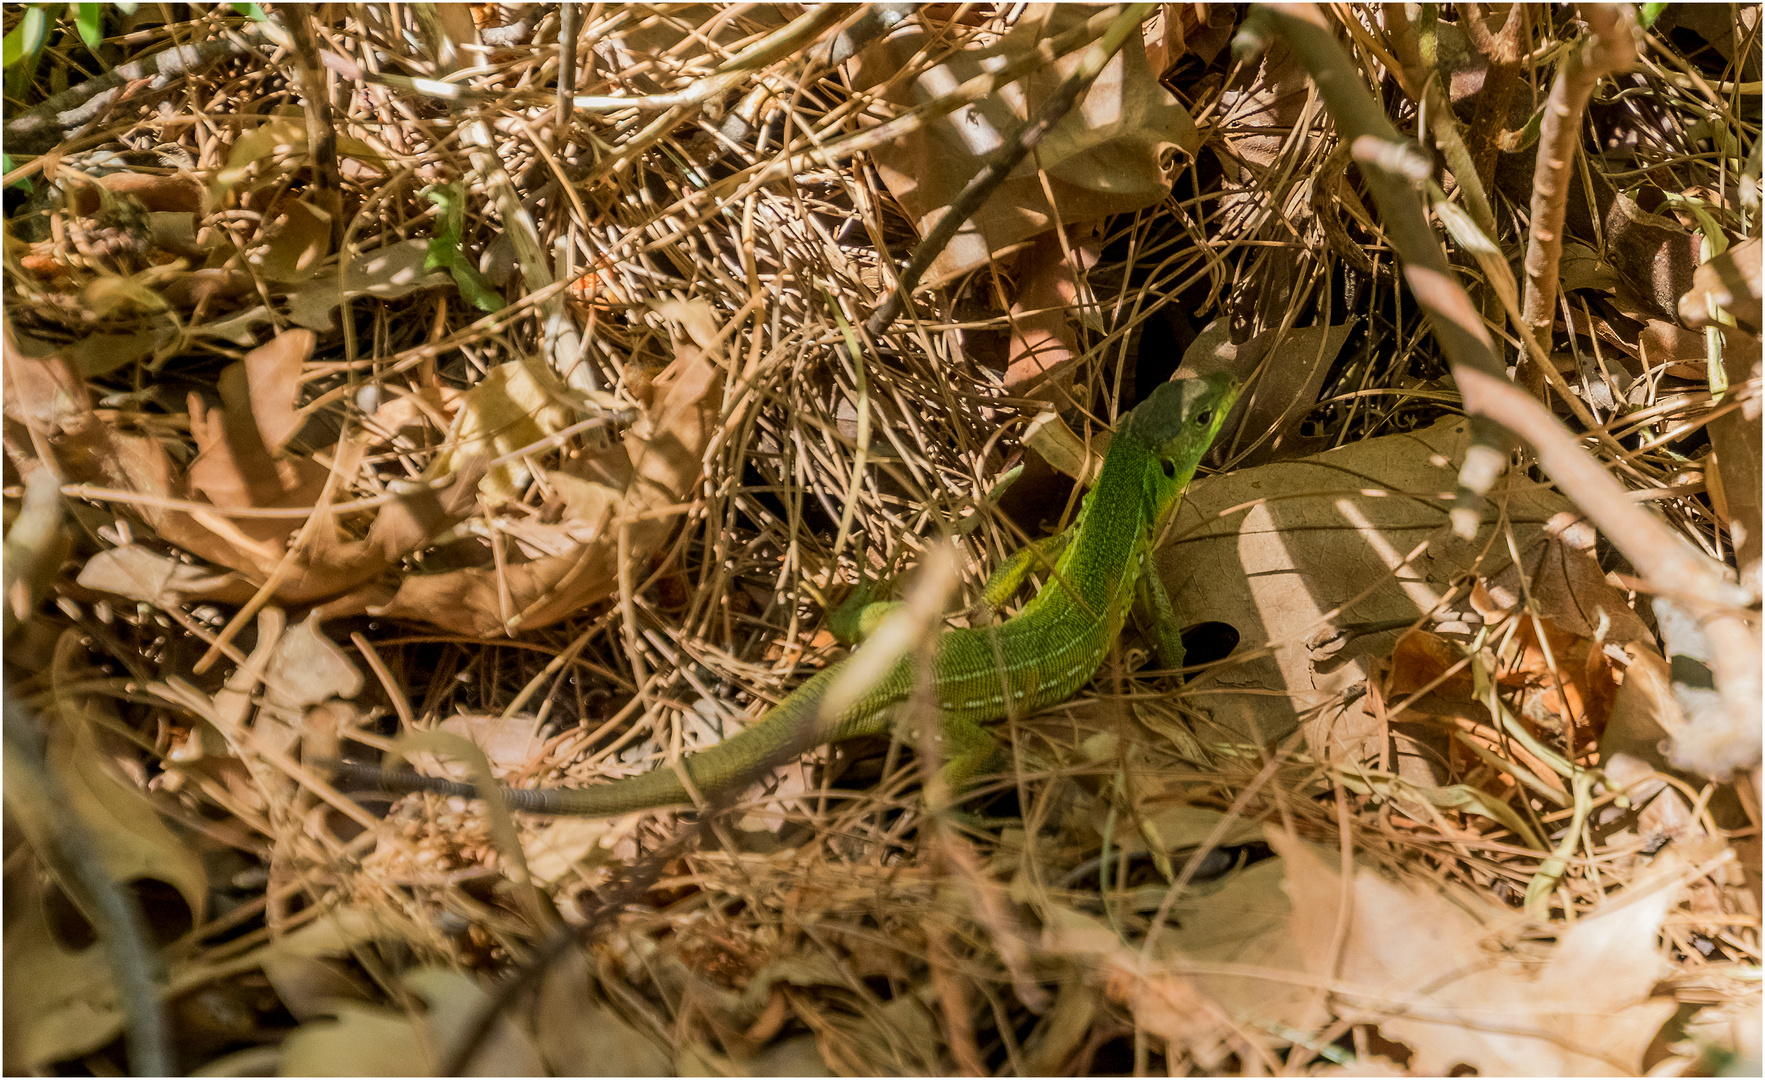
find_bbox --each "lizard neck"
[1040,433,1158,619]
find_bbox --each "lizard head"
[1126,372,1237,520]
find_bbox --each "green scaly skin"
[355,375,1237,816]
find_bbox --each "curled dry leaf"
[1453,512,1657,749]
[15,670,209,927]
[1681,238,1762,594]
[1143,3,1239,79]
[424,357,577,501]
[1380,510,1663,814]
[1680,236,1762,335]
[848,4,1195,279]
[9,329,485,609]
[2,870,124,1071]
[1552,182,1703,324]
[367,303,726,636]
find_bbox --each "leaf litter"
[1,3,1757,1076]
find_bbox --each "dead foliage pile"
[2,3,1758,1075]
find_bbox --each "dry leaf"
[13,324,485,610]
[404,967,547,1077]
[1274,831,1679,1075]
[1,870,124,1071]
[1019,968,1097,1075]
[425,358,576,500]
[211,110,383,202]
[1002,226,1104,395]
[279,1003,430,1077]
[1160,417,1575,763]
[278,966,547,1077]
[371,304,724,636]
[1683,241,1762,593]
[12,326,178,378]
[251,198,333,285]
[81,266,173,318]
[260,955,376,1023]
[1559,240,1621,293]
[1143,4,1239,80]
[1386,627,1474,698]
[75,544,259,606]
[849,5,1193,278]
[4,673,209,928]
[1465,513,1654,744]
[1040,847,1314,1067]
[435,712,544,773]
[747,1036,834,1077]
[71,171,205,216]
[535,949,671,1076]
[1640,319,1710,378]
[523,815,633,887]
[262,613,363,710]
[284,240,450,332]
[1680,239,1761,335]
[244,328,314,454]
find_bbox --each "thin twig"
[1518,4,1639,395]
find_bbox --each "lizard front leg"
[1133,553,1187,676]
[977,529,1073,612]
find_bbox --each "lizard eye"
[1194,408,1214,427]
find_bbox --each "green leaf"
[449,262,505,313]
[74,3,103,51]
[1499,103,1545,154]
[420,182,500,310]
[1638,2,1669,29]
[421,181,467,274]
[423,238,455,275]
[3,6,49,69]
[230,2,267,21]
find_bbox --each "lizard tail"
[337,665,852,817]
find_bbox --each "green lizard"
[347,374,1236,816]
